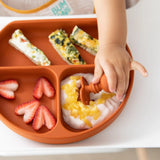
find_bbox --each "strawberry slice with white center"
[0,88,15,99]
[0,80,19,91]
[32,105,56,131]
[33,77,55,99]
[15,100,40,123]
[42,78,55,98]
[0,80,19,99]
[33,78,43,100]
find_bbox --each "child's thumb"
[92,63,103,84]
[130,60,148,77]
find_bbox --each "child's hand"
[92,44,148,100]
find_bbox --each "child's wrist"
[98,42,126,51]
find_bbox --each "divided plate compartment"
[0,18,134,144]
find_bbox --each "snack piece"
[0,80,19,99]
[70,26,99,55]
[15,100,40,124]
[33,77,55,100]
[61,73,120,129]
[49,29,85,65]
[9,29,51,66]
[32,105,56,131]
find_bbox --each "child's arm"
[93,0,148,100]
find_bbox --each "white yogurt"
[61,73,121,129]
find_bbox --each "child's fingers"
[103,63,117,92]
[123,64,130,94]
[130,60,148,77]
[124,68,130,94]
[92,61,103,84]
[115,68,126,100]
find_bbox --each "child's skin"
[93,0,148,100]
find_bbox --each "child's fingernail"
[110,87,115,92]
[116,94,123,101]
[92,77,99,83]
[144,71,148,77]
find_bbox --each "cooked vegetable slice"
[9,29,51,66]
[70,26,99,55]
[49,29,85,65]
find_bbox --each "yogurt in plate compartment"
[61,73,121,129]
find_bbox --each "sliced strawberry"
[32,105,44,130]
[0,80,18,91]
[33,77,55,99]
[33,78,43,100]
[32,105,56,131]
[42,105,56,129]
[42,78,55,98]
[15,100,40,123]
[0,88,15,99]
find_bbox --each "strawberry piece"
[0,88,15,99]
[0,80,19,91]
[0,80,19,99]
[33,77,55,99]
[15,100,40,123]
[33,78,43,100]
[32,105,56,131]
[42,78,55,98]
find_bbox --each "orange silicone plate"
[0,18,134,144]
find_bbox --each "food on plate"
[0,79,19,99]
[48,29,86,65]
[32,105,56,131]
[70,26,99,55]
[9,29,51,66]
[14,77,56,131]
[33,77,55,100]
[15,99,56,131]
[61,73,120,129]
[15,100,40,124]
